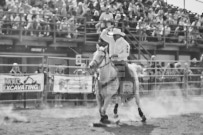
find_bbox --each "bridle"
[92,49,112,69]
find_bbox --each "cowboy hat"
[108,28,126,36]
[174,62,181,68]
[191,58,197,63]
[13,63,18,66]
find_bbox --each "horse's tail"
[128,63,140,96]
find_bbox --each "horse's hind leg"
[113,103,119,118]
[134,77,146,122]
[135,93,146,122]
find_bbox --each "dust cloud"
[31,86,203,123]
[0,105,29,125]
[115,86,203,122]
[1,86,202,124]
[39,106,99,119]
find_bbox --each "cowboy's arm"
[100,27,113,43]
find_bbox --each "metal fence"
[0,55,202,109]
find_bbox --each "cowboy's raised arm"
[100,27,114,43]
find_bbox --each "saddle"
[113,61,135,97]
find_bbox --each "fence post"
[163,23,165,47]
[200,73,203,95]
[53,15,56,44]
[184,66,189,98]
[19,13,23,42]
[42,56,49,106]
[186,26,188,48]
[84,17,87,44]
[23,92,26,109]
[155,61,157,96]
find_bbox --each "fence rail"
[0,55,202,109]
[0,11,203,50]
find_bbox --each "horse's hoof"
[114,114,119,119]
[100,115,111,124]
[141,115,146,122]
[100,119,111,124]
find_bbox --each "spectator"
[92,8,100,22]
[10,63,22,74]
[59,17,69,38]
[35,63,51,107]
[99,6,113,30]
[114,10,122,27]
[190,58,201,87]
[12,13,20,30]
[2,11,13,35]
[10,63,22,109]
[61,3,67,17]
[76,2,84,17]
[55,0,65,14]
[163,24,171,37]
[147,8,155,22]
[54,65,65,108]
[122,1,129,15]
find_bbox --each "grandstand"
[0,0,202,70]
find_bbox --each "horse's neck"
[99,60,117,83]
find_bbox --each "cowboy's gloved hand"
[111,54,118,58]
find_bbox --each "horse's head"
[89,44,108,70]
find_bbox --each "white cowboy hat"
[108,28,126,36]
[191,58,197,63]
[13,63,18,66]
[174,62,181,68]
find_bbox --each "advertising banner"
[0,74,44,93]
[53,75,92,93]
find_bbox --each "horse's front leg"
[100,95,112,124]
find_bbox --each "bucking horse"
[89,44,146,125]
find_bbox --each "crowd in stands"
[0,0,202,43]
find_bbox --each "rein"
[99,76,117,88]
[92,49,118,89]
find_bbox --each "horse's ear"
[96,44,99,50]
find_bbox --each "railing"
[0,11,86,43]
[0,11,203,58]
[0,54,203,109]
[125,28,152,60]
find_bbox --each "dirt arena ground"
[1,96,203,135]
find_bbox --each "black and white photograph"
[0,0,203,135]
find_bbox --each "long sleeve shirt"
[100,29,130,61]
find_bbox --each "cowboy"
[100,26,130,61]
[100,26,130,79]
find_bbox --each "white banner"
[0,74,44,93]
[53,75,92,93]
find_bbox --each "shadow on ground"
[103,122,158,135]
